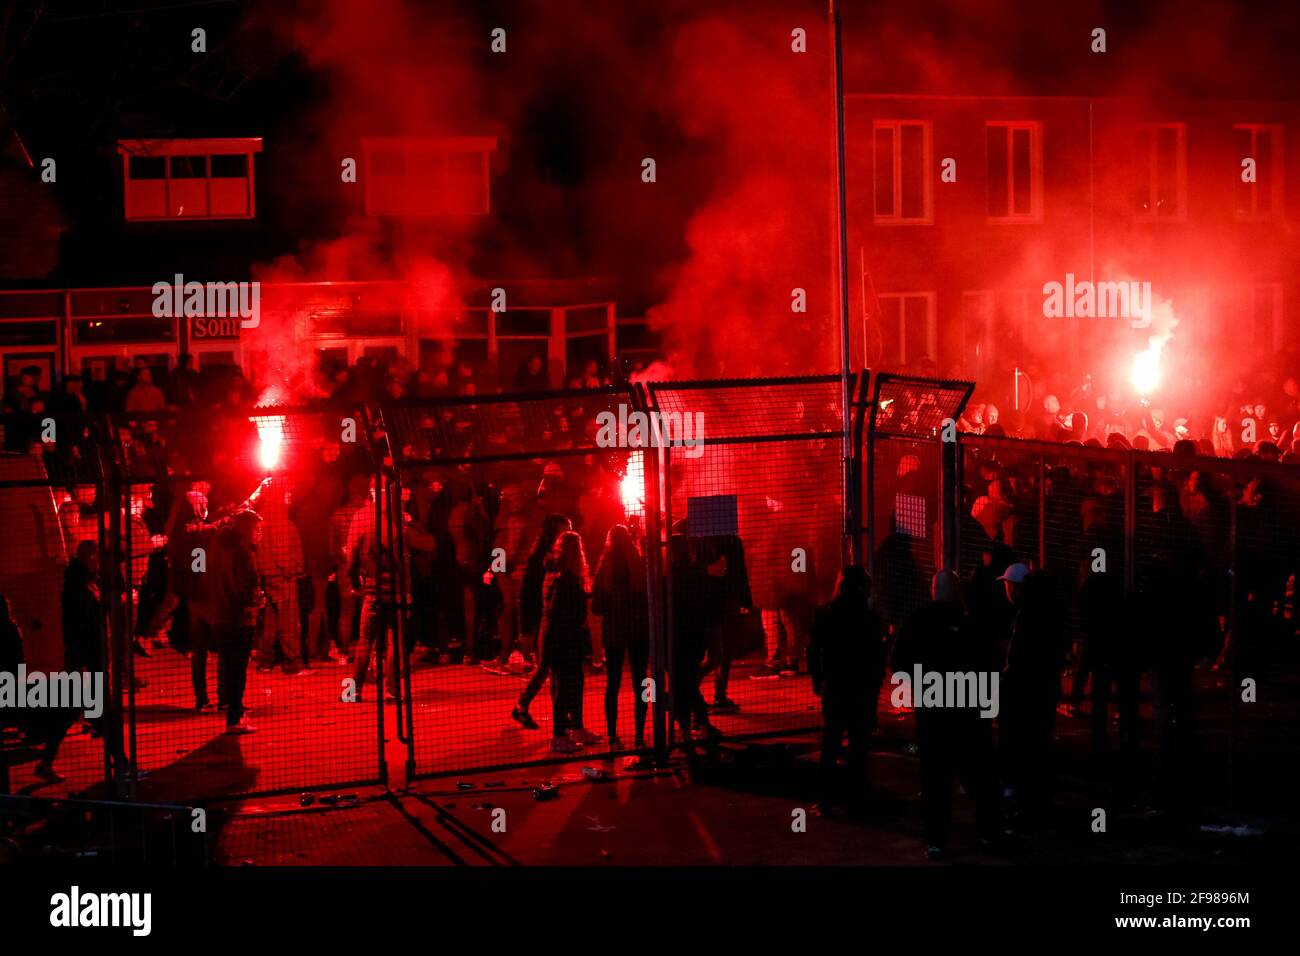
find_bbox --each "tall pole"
[831,4,854,565]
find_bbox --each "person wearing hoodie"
[807,565,885,816]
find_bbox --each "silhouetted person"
[1,595,76,784]
[211,511,263,734]
[591,524,650,748]
[669,533,715,747]
[1073,501,1138,757]
[540,531,594,752]
[893,571,1000,859]
[62,540,103,675]
[512,354,548,393]
[696,533,753,712]
[1140,482,1209,818]
[997,563,1064,828]
[807,565,885,816]
[511,514,572,729]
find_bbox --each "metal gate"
[110,404,385,802]
[381,386,660,778]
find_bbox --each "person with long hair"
[591,524,649,749]
[510,514,572,729]
[541,531,595,752]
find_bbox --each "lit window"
[1134,123,1186,220]
[362,136,495,217]
[987,122,1043,222]
[872,121,932,223]
[1233,124,1284,221]
[117,138,261,221]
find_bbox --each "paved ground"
[9,641,1298,866]
[210,665,1300,867]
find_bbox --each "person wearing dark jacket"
[807,565,885,815]
[62,540,103,674]
[591,524,650,748]
[511,514,572,730]
[2,595,76,784]
[997,562,1064,826]
[209,511,263,734]
[540,531,593,752]
[669,534,715,744]
[892,571,1000,859]
[695,533,753,712]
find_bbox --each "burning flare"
[621,451,645,517]
[1130,346,1162,396]
[253,415,287,471]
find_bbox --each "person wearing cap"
[892,570,1000,858]
[997,561,1064,827]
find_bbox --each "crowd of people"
[3,349,1296,864]
[957,368,1300,463]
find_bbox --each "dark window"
[986,127,1009,216]
[1011,128,1032,215]
[210,154,248,178]
[73,317,176,344]
[496,312,551,336]
[169,156,207,178]
[874,126,895,217]
[128,156,166,179]
[900,124,925,219]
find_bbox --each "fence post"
[1227,480,1238,811]
[636,384,670,765]
[941,438,958,572]
[98,418,130,800]
[1123,452,1136,597]
[1037,453,1046,570]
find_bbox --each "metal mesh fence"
[866,374,974,633]
[1,413,111,799]
[652,377,847,745]
[956,433,1300,807]
[383,388,655,776]
[109,405,383,802]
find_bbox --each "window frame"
[1233,123,1285,222]
[985,121,1044,224]
[871,120,934,225]
[1133,122,1188,222]
[874,290,937,366]
[117,138,260,222]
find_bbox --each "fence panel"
[383,387,656,777]
[866,374,973,632]
[651,377,847,744]
[110,404,383,802]
[1,413,114,799]
[955,433,1300,810]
